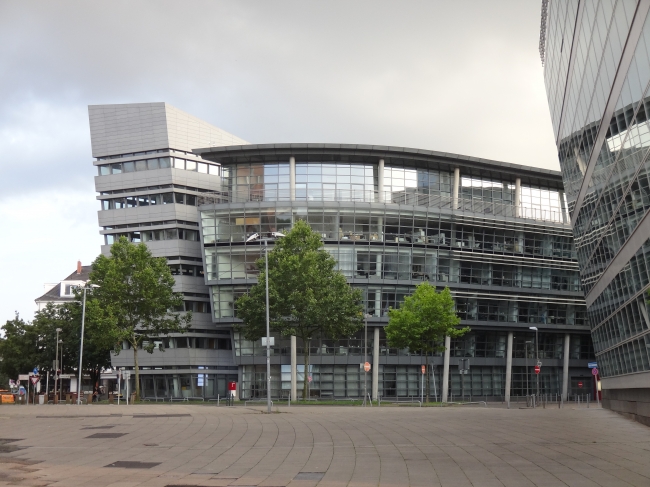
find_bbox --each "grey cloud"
[0,0,557,199]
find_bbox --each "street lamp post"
[54,328,62,403]
[530,326,539,399]
[77,285,99,405]
[246,231,285,414]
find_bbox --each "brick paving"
[0,403,648,487]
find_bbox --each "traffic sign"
[534,365,541,374]
[578,381,583,388]
[421,365,426,374]
[228,381,237,391]
[364,362,371,372]
[32,367,39,375]
[30,375,40,385]
[591,368,599,376]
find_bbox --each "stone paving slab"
[0,404,647,487]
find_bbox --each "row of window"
[101,192,199,210]
[240,364,587,399]
[200,208,575,258]
[104,220,199,231]
[205,245,580,291]
[123,336,230,350]
[98,156,220,176]
[598,333,650,378]
[591,295,650,353]
[105,229,199,244]
[214,284,587,325]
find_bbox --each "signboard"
[591,368,599,376]
[534,365,541,374]
[261,337,275,346]
[421,365,426,374]
[578,381,583,388]
[227,381,237,391]
[18,374,28,381]
[588,362,598,369]
[364,362,371,372]
[30,375,40,385]
[59,374,72,379]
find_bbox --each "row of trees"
[0,239,191,400]
[1,221,469,403]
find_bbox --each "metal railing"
[198,190,567,224]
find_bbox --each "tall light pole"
[77,285,99,405]
[530,326,539,398]
[246,231,285,414]
[363,313,371,406]
[55,328,62,403]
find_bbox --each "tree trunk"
[302,338,310,401]
[425,354,430,403]
[133,344,140,402]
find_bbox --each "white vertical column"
[562,333,570,401]
[374,289,381,316]
[442,336,451,402]
[372,327,379,401]
[559,190,568,223]
[291,335,297,402]
[452,167,460,209]
[515,177,521,218]
[378,158,385,202]
[289,156,296,201]
[505,332,513,406]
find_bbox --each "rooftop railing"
[198,189,568,224]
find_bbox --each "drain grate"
[86,433,127,439]
[294,472,325,481]
[105,461,160,469]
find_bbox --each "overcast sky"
[0,0,557,324]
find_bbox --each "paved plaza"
[0,403,648,487]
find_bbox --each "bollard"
[587,394,590,408]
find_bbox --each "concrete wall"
[602,388,650,427]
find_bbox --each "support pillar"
[505,331,513,406]
[291,335,297,402]
[442,336,451,402]
[452,167,460,209]
[559,190,568,223]
[289,156,296,201]
[515,177,521,218]
[562,333,570,401]
[378,159,385,202]
[372,327,379,401]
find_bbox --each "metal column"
[372,327,379,401]
[289,156,296,201]
[442,336,451,402]
[505,331,513,406]
[452,168,460,209]
[291,335,297,402]
[563,333,570,401]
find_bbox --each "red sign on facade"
[227,381,236,391]
[534,365,541,374]
[578,381,583,388]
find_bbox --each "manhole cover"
[86,433,127,439]
[133,414,191,418]
[294,472,325,481]
[105,461,160,469]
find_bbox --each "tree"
[236,220,364,400]
[89,237,191,400]
[0,302,115,396]
[385,283,469,402]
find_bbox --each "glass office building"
[195,144,594,402]
[542,0,650,424]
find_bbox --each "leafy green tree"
[0,313,38,380]
[89,237,191,400]
[236,220,364,400]
[385,283,469,402]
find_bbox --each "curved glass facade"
[197,146,592,401]
[544,0,650,421]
